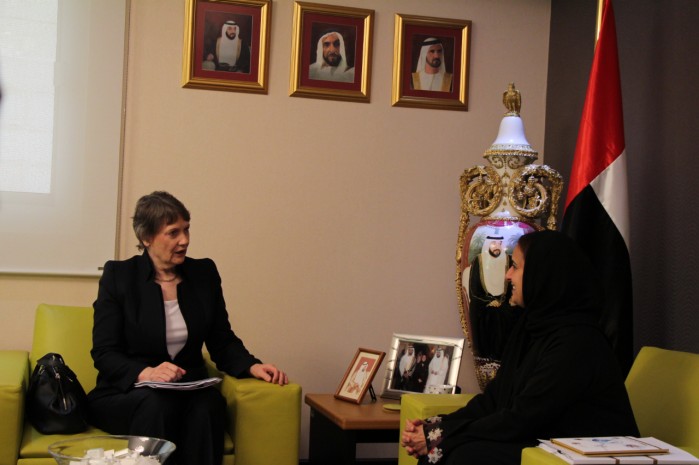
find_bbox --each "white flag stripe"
[589,149,630,250]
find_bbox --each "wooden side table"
[305,393,401,465]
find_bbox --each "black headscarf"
[493,230,604,405]
[520,229,602,336]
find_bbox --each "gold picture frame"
[182,0,272,94]
[392,14,472,111]
[289,2,374,103]
[335,347,385,404]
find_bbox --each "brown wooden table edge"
[305,393,401,430]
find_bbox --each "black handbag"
[26,352,89,434]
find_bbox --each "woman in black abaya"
[401,230,638,465]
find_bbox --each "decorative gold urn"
[455,83,563,390]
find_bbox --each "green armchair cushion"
[624,346,699,457]
[206,355,302,465]
[29,304,97,394]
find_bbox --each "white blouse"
[164,300,188,359]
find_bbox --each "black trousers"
[88,386,225,465]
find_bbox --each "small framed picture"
[289,2,374,103]
[391,14,472,111]
[182,0,272,94]
[335,348,385,404]
[381,333,465,400]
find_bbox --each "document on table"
[538,438,699,465]
[134,377,222,390]
[551,436,668,456]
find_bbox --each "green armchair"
[399,346,699,465]
[0,303,302,465]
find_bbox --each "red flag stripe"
[564,0,625,211]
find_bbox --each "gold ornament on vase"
[456,83,563,390]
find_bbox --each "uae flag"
[561,0,633,374]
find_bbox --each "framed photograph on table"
[289,2,374,103]
[335,348,385,404]
[381,333,465,400]
[182,0,272,94]
[391,14,472,111]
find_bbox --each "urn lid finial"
[503,82,521,116]
[484,83,537,159]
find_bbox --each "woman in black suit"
[88,191,288,465]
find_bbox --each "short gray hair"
[132,191,190,250]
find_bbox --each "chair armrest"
[398,393,475,465]
[0,350,29,465]
[205,355,302,465]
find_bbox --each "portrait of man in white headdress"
[463,228,526,361]
[202,18,251,73]
[339,356,379,400]
[346,361,370,394]
[394,344,416,390]
[424,347,450,392]
[411,37,453,92]
[308,28,356,83]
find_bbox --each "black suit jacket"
[90,252,260,394]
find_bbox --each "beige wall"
[0,0,550,459]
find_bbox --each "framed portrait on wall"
[182,0,271,94]
[392,14,472,111]
[381,333,465,399]
[289,2,374,103]
[335,348,385,404]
